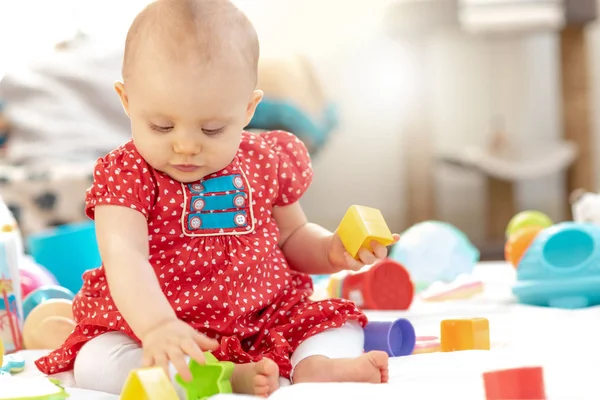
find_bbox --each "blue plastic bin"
[26,221,101,293]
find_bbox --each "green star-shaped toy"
[175,352,234,400]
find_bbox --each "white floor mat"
[9,262,600,399]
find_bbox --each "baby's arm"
[275,203,396,275]
[94,205,176,337]
[274,203,333,275]
[264,130,397,274]
[94,205,217,380]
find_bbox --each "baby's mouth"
[172,164,201,173]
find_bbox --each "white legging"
[73,321,364,397]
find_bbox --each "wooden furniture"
[461,0,597,242]
[484,129,517,243]
[560,0,597,216]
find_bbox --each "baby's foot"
[231,358,280,397]
[293,351,389,384]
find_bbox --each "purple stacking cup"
[364,318,416,357]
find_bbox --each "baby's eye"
[202,127,225,136]
[149,123,173,133]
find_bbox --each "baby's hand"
[328,233,400,272]
[140,318,219,382]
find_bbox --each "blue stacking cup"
[27,221,101,293]
[364,318,416,357]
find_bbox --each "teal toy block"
[1,354,26,374]
[175,352,234,400]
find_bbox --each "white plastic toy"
[570,189,600,225]
[0,195,23,352]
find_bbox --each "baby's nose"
[173,134,201,155]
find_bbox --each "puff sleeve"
[85,145,157,219]
[262,130,314,207]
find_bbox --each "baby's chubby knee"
[74,332,143,395]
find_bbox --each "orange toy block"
[440,318,490,352]
[337,205,394,259]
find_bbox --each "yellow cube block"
[440,318,490,352]
[337,205,394,259]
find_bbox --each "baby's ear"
[114,81,130,117]
[244,90,263,126]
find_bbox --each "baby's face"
[116,58,262,183]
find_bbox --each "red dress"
[35,130,367,378]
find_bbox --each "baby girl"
[36,0,399,396]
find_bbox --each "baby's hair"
[122,0,259,85]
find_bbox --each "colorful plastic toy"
[19,266,58,299]
[506,210,553,238]
[247,98,338,156]
[20,286,75,350]
[327,259,414,310]
[22,285,74,319]
[21,260,58,286]
[121,366,179,400]
[22,298,75,350]
[420,275,483,302]
[20,269,48,300]
[1,354,25,374]
[0,196,23,255]
[175,352,234,400]
[27,221,102,293]
[389,221,479,291]
[0,230,23,353]
[412,336,440,354]
[512,222,600,308]
[0,338,22,378]
[571,189,600,224]
[440,318,490,352]
[505,225,544,268]
[363,318,416,357]
[310,274,330,286]
[337,205,394,259]
[483,366,546,400]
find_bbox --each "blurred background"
[0,0,597,260]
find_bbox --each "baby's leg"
[291,321,389,384]
[75,331,279,398]
[74,332,143,394]
[73,331,187,398]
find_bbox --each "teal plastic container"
[26,221,101,294]
[513,222,600,309]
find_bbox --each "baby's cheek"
[138,141,168,167]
